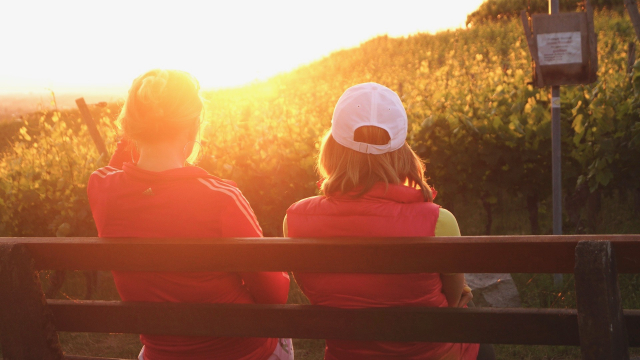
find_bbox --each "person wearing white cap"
[284,83,494,359]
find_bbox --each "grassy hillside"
[200,10,640,237]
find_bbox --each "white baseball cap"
[331,82,408,154]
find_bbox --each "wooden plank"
[49,300,580,345]
[521,11,535,55]
[575,241,629,359]
[586,0,599,83]
[65,357,129,360]
[57,311,640,359]
[75,97,108,157]
[1,235,639,273]
[0,244,64,360]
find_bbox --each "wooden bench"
[1,235,639,360]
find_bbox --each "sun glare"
[0,0,485,94]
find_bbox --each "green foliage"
[0,120,23,155]
[408,21,553,212]
[564,15,640,196]
[201,84,327,235]
[198,11,640,236]
[466,0,624,26]
[0,105,120,237]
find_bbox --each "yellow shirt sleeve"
[435,208,461,237]
[435,208,461,275]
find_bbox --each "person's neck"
[136,141,185,172]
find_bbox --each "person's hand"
[457,285,473,307]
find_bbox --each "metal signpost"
[522,0,598,288]
[549,0,563,288]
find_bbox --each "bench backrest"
[1,235,639,360]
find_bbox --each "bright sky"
[0,0,485,94]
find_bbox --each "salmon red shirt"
[87,141,289,360]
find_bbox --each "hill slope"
[201,10,640,236]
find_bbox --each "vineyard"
[199,9,640,237]
[1,8,640,359]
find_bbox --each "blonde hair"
[118,69,203,143]
[318,126,433,202]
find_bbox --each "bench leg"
[574,240,629,360]
[0,244,64,360]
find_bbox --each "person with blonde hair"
[284,83,489,359]
[88,69,292,360]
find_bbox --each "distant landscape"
[0,91,125,121]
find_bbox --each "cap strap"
[336,137,395,155]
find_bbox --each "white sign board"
[537,31,582,66]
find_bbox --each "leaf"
[595,169,613,187]
[572,114,585,134]
[492,117,502,129]
[19,127,31,142]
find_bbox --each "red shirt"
[88,141,289,360]
[287,183,479,360]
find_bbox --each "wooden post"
[625,0,640,41]
[75,97,106,299]
[574,241,629,360]
[628,42,636,76]
[75,97,108,157]
[0,243,64,360]
[585,0,598,83]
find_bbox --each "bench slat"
[2,235,638,273]
[56,310,640,359]
[65,356,128,360]
[49,300,586,345]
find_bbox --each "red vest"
[287,183,479,360]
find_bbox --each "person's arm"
[441,273,467,307]
[219,187,290,304]
[436,208,472,307]
[108,138,139,169]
